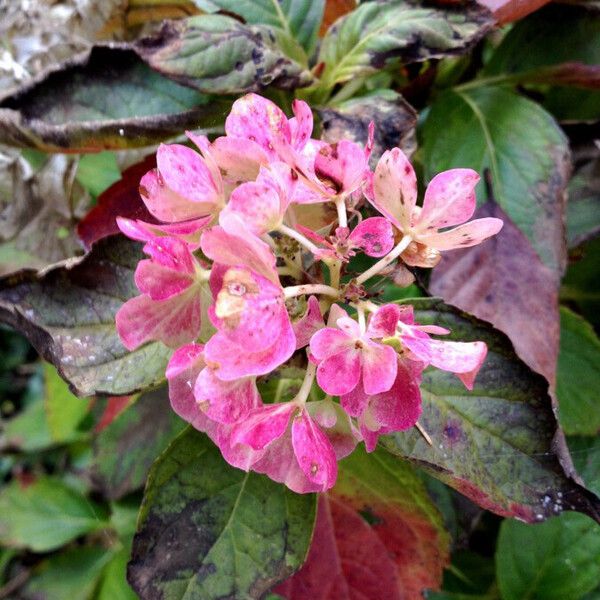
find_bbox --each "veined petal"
[371,148,417,232]
[230,402,296,450]
[309,327,352,360]
[293,296,324,350]
[417,169,479,231]
[366,304,403,338]
[361,342,398,395]
[418,218,504,251]
[349,217,395,257]
[210,136,268,182]
[292,411,338,490]
[134,260,195,300]
[428,339,487,390]
[340,383,370,418]
[316,349,361,396]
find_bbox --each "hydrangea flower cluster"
[116,93,503,494]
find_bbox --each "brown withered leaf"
[476,0,550,24]
[430,202,560,384]
[318,91,418,163]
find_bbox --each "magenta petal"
[418,168,479,230]
[230,402,296,450]
[369,359,422,431]
[116,291,201,350]
[290,99,313,150]
[361,342,398,395]
[349,217,395,257]
[309,327,352,361]
[340,383,370,417]
[316,349,361,396]
[314,140,368,195]
[367,304,403,338]
[134,260,194,300]
[116,216,210,250]
[293,296,324,350]
[292,411,338,490]
[418,217,504,250]
[428,339,487,389]
[358,418,380,453]
[194,368,260,423]
[371,148,417,232]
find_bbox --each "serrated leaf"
[276,447,450,599]
[316,0,493,93]
[557,308,600,436]
[496,513,600,600]
[0,477,107,552]
[0,45,226,152]
[92,387,186,500]
[421,86,569,277]
[381,298,600,523]
[193,0,325,53]
[128,428,317,600]
[0,236,172,397]
[135,15,312,95]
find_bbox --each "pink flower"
[370,148,503,267]
[292,296,324,350]
[115,220,208,350]
[309,310,398,398]
[139,133,224,223]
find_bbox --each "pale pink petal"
[361,342,398,395]
[185,131,223,197]
[418,218,504,250]
[327,303,348,326]
[292,411,338,490]
[400,329,434,363]
[367,304,403,338]
[428,340,487,390]
[224,93,291,161]
[417,169,479,231]
[336,316,361,338]
[369,359,422,431]
[194,368,260,423]
[340,383,370,417]
[141,236,197,274]
[290,99,313,150]
[293,296,324,350]
[316,349,361,396]
[230,402,295,450]
[115,290,201,350]
[116,216,210,250]
[135,260,194,300]
[200,224,278,284]
[314,140,368,195]
[349,217,395,257]
[371,148,417,231]
[204,315,295,380]
[358,418,380,453]
[210,136,268,182]
[309,327,352,360]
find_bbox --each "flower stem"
[284,284,340,299]
[295,361,317,407]
[355,235,412,285]
[335,196,347,228]
[278,223,320,255]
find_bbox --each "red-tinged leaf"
[476,0,550,24]
[275,447,449,599]
[430,203,559,384]
[95,396,134,433]
[528,62,600,89]
[319,0,356,35]
[77,156,156,250]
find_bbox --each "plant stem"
[335,196,347,228]
[355,235,412,285]
[294,361,317,407]
[284,283,340,299]
[278,223,320,255]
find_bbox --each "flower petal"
[210,136,268,182]
[340,383,370,418]
[361,342,398,395]
[316,349,361,396]
[349,217,395,257]
[418,218,504,251]
[230,402,295,450]
[290,99,313,150]
[293,296,324,350]
[134,260,195,300]
[428,339,487,390]
[314,139,368,195]
[366,304,403,338]
[309,327,352,360]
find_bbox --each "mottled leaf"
[421,86,569,277]
[430,204,559,384]
[316,0,493,93]
[496,513,600,600]
[0,236,172,397]
[135,15,312,95]
[381,298,600,523]
[0,477,107,552]
[92,386,186,500]
[567,151,600,248]
[569,436,600,498]
[318,90,417,164]
[275,447,450,599]
[128,428,316,600]
[193,0,325,52]
[0,45,225,152]
[557,308,600,436]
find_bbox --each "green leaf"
[496,513,600,600]
[567,154,600,249]
[0,236,172,396]
[97,547,138,600]
[0,46,225,152]
[0,477,107,552]
[92,387,186,499]
[76,152,121,198]
[381,298,600,523]
[2,389,54,451]
[421,86,569,276]
[44,362,92,443]
[136,15,312,95]
[193,0,325,53]
[23,546,113,600]
[128,428,317,599]
[569,436,600,498]
[557,308,600,435]
[316,0,493,94]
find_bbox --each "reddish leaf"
[476,0,550,24]
[319,0,356,35]
[94,396,133,433]
[77,155,156,250]
[430,203,559,384]
[275,448,449,599]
